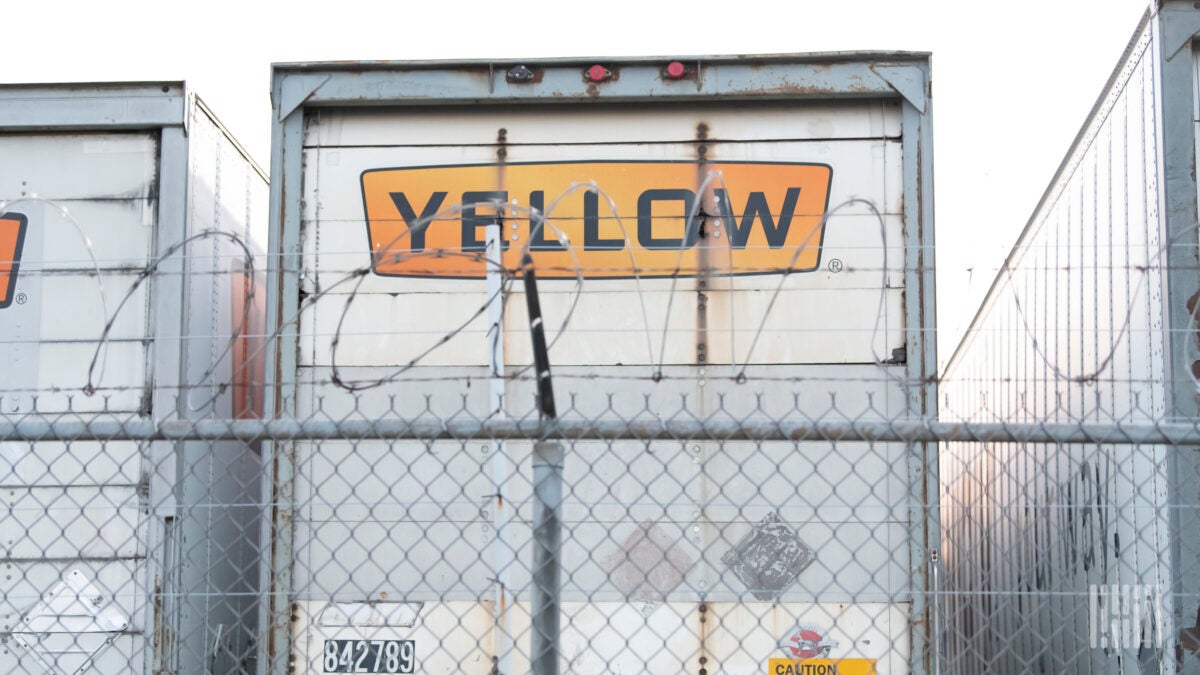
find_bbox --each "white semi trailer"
[942,3,1200,673]
[261,54,937,675]
[0,83,267,674]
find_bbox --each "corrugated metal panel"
[941,7,1200,674]
[168,97,269,675]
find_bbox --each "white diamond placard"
[11,569,129,675]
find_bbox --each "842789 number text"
[322,639,414,673]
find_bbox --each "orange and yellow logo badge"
[0,213,27,309]
[361,161,832,279]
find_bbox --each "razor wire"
[3,177,1200,675]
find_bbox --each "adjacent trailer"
[263,54,936,674]
[0,84,268,674]
[941,3,1200,673]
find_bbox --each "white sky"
[1,0,1151,369]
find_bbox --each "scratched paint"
[721,511,815,600]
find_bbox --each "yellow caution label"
[768,658,877,675]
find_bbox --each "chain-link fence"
[0,396,930,675]
[3,408,1200,675]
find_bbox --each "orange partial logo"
[361,161,832,278]
[0,213,27,309]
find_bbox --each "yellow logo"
[0,213,27,309]
[360,161,832,279]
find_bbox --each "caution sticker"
[768,658,877,675]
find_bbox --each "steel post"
[485,223,514,674]
[531,440,563,675]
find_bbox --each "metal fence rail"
[8,416,1200,445]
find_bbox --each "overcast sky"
[1,0,1150,368]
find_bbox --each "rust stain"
[916,141,932,418]
[770,603,785,638]
[1187,289,1200,352]
[456,66,492,78]
[264,443,295,666]
[1179,607,1200,658]
[737,76,876,96]
[495,128,508,184]
[743,59,832,70]
[152,573,173,669]
[695,122,711,370]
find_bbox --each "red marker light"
[586,65,610,82]
[666,61,686,79]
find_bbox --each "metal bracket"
[871,64,927,113]
[1161,7,1200,61]
[276,74,331,122]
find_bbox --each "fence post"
[522,249,561,675]
[531,440,563,675]
[485,223,515,674]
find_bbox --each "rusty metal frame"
[148,121,191,675]
[899,62,938,675]
[1157,0,1200,659]
[0,82,187,130]
[260,82,305,675]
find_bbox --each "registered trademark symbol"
[828,259,843,273]
[15,292,27,305]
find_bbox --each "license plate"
[322,639,415,673]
